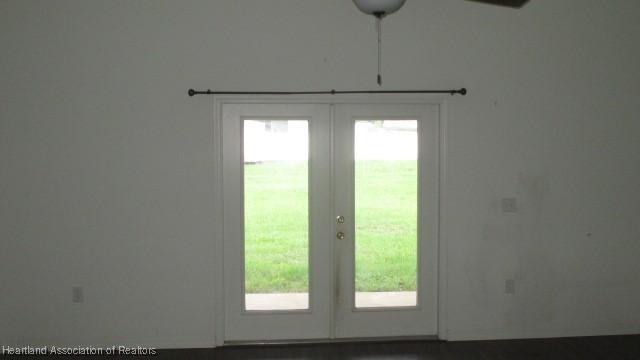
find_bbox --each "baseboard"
[2,337,216,350]
[6,327,640,350]
[447,326,640,341]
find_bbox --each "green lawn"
[244,160,417,293]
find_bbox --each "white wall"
[1,0,639,348]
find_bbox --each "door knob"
[336,232,345,240]
[336,215,345,224]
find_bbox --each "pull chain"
[376,16,382,86]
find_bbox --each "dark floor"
[14,335,640,359]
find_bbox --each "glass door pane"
[354,120,418,308]
[244,120,309,311]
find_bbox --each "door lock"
[336,232,345,240]
[336,215,345,224]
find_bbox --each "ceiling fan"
[353,0,531,85]
[464,0,529,8]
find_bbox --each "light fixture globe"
[352,0,407,17]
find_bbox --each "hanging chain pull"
[376,15,383,86]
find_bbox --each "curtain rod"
[187,88,467,97]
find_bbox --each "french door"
[221,101,440,342]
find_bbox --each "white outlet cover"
[72,286,84,303]
[505,279,516,294]
[501,197,517,213]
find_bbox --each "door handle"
[336,232,345,240]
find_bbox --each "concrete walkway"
[246,291,416,311]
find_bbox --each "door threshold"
[223,335,440,347]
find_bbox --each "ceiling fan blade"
[464,0,530,8]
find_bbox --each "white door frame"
[211,95,452,346]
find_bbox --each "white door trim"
[211,95,453,346]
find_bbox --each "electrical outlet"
[501,197,517,213]
[505,279,516,294]
[72,286,84,303]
